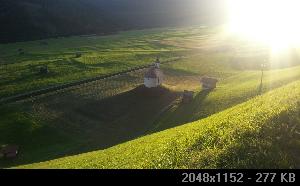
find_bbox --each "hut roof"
[200,76,218,84]
[183,90,194,96]
[1,145,19,154]
[144,67,163,78]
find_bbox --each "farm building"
[200,76,218,90]
[75,52,82,58]
[18,48,25,55]
[39,66,49,74]
[0,145,19,159]
[144,59,164,88]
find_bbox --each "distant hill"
[0,0,226,43]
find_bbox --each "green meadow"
[19,80,300,168]
[0,27,203,98]
[0,26,300,168]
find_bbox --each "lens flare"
[227,0,300,52]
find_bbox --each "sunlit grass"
[1,26,300,168]
[18,80,300,169]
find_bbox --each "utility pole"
[259,63,266,94]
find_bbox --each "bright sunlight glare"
[227,0,300,52]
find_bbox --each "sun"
[226,0,300,53]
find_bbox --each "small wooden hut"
[39,66,49,74]
[200,76,218,90]
[0,145,19,159]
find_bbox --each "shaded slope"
[3,64,300,168]
[0,0,226,43]
[19,80,300,168]
[0,85,178,168]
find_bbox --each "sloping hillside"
[2,53,300,168]
[19,80,300,169]
[0,0,225,43]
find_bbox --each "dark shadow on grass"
[0,85,179,168]
[4,76,300,168]
[151,89,212,132]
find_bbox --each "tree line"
[0,0,226,43]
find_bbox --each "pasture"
[0,27,210,98]
[1,26,300,168]
[18,80,300,168]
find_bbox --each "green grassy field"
[156,64,300,132]
[0,27,214,98]
[18,80,300,168]
[1,26,300,168]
